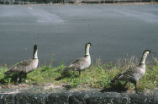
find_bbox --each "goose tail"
[5,70,12,75]
[62,66,72,74]
[111,73,122,83]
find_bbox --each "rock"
[86,92,130,104]
[0,94,16,104]
[15,93,47,104]
[47,92,70,104]
[69,92,87,104]
[0,91,157,104]
[129,94,153,104]
[153,89,158,104]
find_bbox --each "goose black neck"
[33,45,38,59]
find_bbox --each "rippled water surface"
[0,4,158,66]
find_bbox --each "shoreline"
[0,1,157,5]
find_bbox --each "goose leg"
[79,70,81,77]
[23,73,27,83]
[130,79,138,93]
[16,77,20,83]
[15,73,21,84]
[16,75,21,84]
[123,81,128,87]
[134,82,138,93]
[19,76,22,83]
[72,70,75,75]
[18,72,23,83]
[78,70,82,81]
[132,80,137,93]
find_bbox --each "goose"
[111,50,151,92]
[63,42,92,76]
[5,44,39,83]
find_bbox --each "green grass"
[0,58,158,91]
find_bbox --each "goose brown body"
[111,50,150,92]
[63,42,92,76]
[5,44,39,83]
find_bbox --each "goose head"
[85,42,92,48]
[143,50,151,56]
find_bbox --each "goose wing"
[7,59,33,73]
[63,57,86,72]
[111,66,137,82]
[69,57,86,69]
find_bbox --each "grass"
[0,57,158,91]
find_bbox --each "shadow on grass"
[0,72,26,84]
[0,74,16,84]
[55,71,79,81]
[62,84,72,90]
[101,82,128,93]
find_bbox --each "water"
[0,4,158,66]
